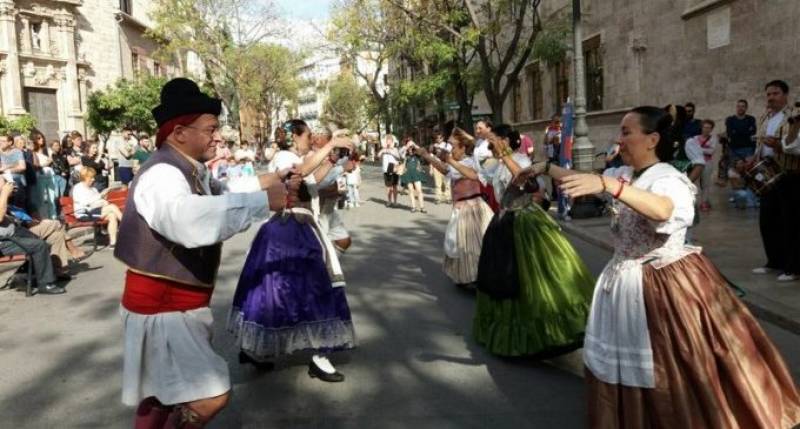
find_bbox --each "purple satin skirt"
[228,214,355,359]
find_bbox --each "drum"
[745,158,784,195]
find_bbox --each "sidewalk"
[558,183,800,334]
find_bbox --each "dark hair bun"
[631,106,677,162]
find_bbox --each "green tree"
[237,43,303,137]
[148,0,279,127]
[321,72,370,132]
[0,114,37,136]
[86,76,167,139]
[388,0,559,124]
[329,0,399,134]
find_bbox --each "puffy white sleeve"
[782,134,800,155]
[223,176,261,193]
[134,164,269,248]
[646,174,695,235]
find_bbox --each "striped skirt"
[443,197,493,284]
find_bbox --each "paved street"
[1,165,800,428]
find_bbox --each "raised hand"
[559,173,606,199]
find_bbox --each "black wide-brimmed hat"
[151,78,222,127]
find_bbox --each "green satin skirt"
[473,204,595,357]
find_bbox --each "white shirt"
[683,139,706,166]
[234,148,256,162]
[134,159,267,249]
[434,141,452,154]
[72,182,105,212]
[473,138,492,165]
[380,148,401,173]
[447,157,479,182]
[761,111,785,158]
[782,130,800,155]
[473,138,500,184]
[269,150,319,216]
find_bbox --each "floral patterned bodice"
[606,163,696,263]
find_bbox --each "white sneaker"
[752,267,771,275]
[777,273,798,282]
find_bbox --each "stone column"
[0,0,26,115]
[19,16,31,54]
[40,20,51,55]
[54,10,81,129]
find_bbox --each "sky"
[275,0,333,20]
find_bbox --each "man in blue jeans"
[726,99,757,162]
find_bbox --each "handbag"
[394,162,406,176]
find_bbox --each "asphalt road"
[0,164,798,428]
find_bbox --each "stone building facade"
[0,0,176,141]
[510,0,800,156]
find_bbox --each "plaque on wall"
[707,6,731,49]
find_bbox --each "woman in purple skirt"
[228,119,356,382]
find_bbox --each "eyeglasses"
[182,125,219,137]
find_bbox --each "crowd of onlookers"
[0,127,161,295]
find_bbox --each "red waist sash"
[121,270,213,314]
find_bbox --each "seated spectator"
[81,141,110,191]
[72,168,122,248]
[0,133,27,209]
[0,177,65,294]
[8,205,87,276]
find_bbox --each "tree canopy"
[148,0,279,127]
[86,76,166,138]
[321,72,370,132]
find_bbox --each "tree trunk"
[383,108,392,135]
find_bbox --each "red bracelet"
[613,177,626,199]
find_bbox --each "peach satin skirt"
[587,253,800,429]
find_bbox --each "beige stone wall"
[77,0,124,92]
[512,0,800,157]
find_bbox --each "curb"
[558,219,800,335]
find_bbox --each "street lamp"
[571,0,595,171]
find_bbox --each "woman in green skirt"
[474,124,594,357]
[400,142,428,213]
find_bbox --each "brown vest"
[114,144,223,288]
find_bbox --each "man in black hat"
[114,78,297,428]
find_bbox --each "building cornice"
[115,11,150,32]
[681,0,734,20]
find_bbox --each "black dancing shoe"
[238,351,275,371]
[37,283,66,295]
[308,360,345,383]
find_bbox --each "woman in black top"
[81,141,110,191]
[50,140,70,198]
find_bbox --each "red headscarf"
[155,114,203,148]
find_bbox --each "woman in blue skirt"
[228,119,356,382]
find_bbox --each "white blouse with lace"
[583,162,697,388]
